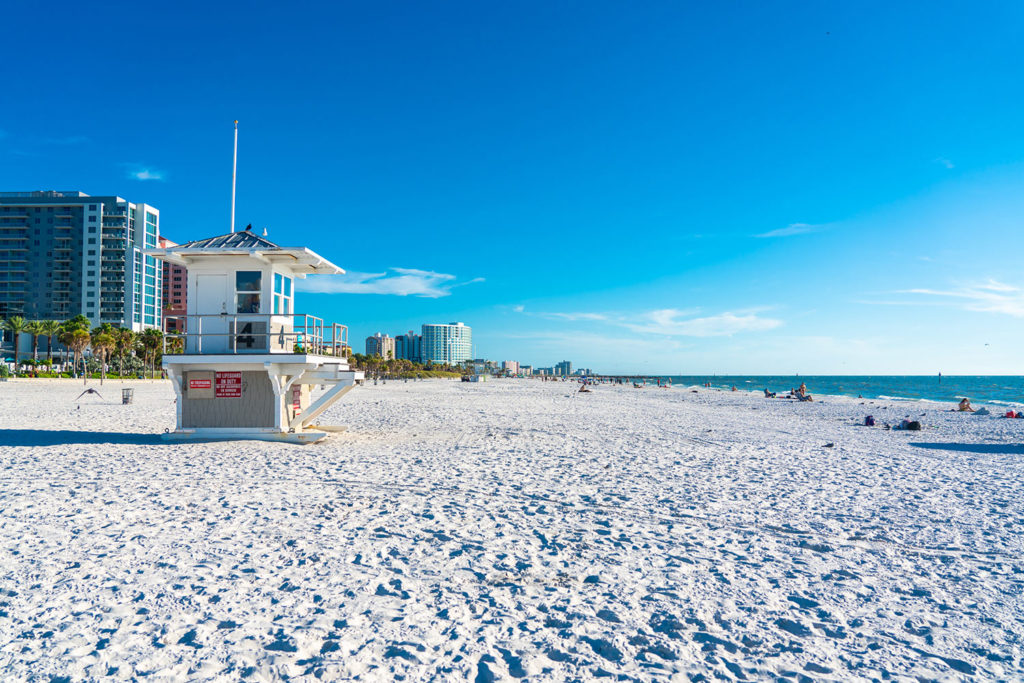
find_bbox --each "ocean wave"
[875,395,944,404]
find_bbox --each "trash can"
[122,388,134,405]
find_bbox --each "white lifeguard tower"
[146,229,363,444]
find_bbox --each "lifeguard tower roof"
[149,230,343,276]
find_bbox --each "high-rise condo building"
[159,237,187,333]
[421,322,472,365]
[395,330,422,363]
[365,332,396,359]
[554,360,573,376]
[0,191,161,329]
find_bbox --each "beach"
[1,378,1021,680]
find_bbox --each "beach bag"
[865,415,875,426]
[906,420,922,431]
[1005,411,1017,419]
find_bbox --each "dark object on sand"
[824,442,835,448]
[76,388,103,401]
[865,415,875,427]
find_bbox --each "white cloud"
[901,280,1024,317]
[42,135,89,145]
[622,308,782,337]
[124,164,165,181]
[512,305,525,313]
[543,311,608,321]
[755,222,824,238]
[525,306,781,337]
[298,267,483,298]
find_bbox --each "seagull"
[76,388,103,401]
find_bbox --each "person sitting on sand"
[764,388,776,398]
[958,398,975,412]
[797,382,807,398]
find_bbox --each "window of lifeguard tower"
[235,271,261,314]
[274,273,293,314]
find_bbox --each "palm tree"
[114,328,135,379]
[24,320,45,364]
[39,320,61,366]
[67,329,91,384]
[59,316,92,378]
[91,331,115,385]
[1,316,28,374]
[140,329,163,378]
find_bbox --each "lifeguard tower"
[146,229,363,443]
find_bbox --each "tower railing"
[162,313,349,357]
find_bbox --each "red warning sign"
[215,371,242,398]
[189,378,212,390]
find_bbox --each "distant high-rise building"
[395,330,422,363]
[421,322,472,365]
[365,332,396,359]
[159,237,187,333]
[502,360,520,374]
[0,191,161,329]
[520,365,533,376]
[554,360,573,376]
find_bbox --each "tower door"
[194,274,228,353]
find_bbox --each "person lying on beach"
[958,398,975,412]
[797,383,807,397]
[764,388,776,398]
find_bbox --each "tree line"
[0,314,170,383]
[348,352,466,378]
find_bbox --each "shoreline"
[5,374,1023,409]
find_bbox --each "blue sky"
[2,1,1023,374]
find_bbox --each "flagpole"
[230,120,238,233]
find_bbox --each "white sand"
[0,378,1022,680]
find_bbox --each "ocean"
[638,376,1024,406]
